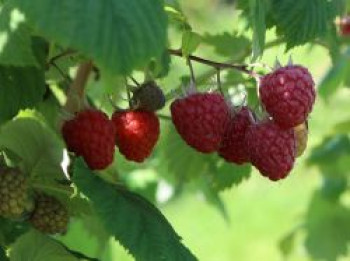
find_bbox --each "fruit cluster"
[171,64,315,181]
[62,81,163,170]
[0,166,69,234]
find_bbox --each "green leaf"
[0,117,65,185]
[307,135,350,169]
[200,176,229,222]
[279,230,297,258]
[0,217,28,246]
[0,246,9,261]
[0,65,45,124]
[181,31,202,57]
[202,33,250,58]
[158,122,209,181]
[305,191,350,261]
[321,175,347,201]
[319,47,350,100]
[271,0,337,49]
[10,230,78,261]
[73,159,198,261]
[209,158,252,191]
[0,2,38,66]
[249,0,266,61]
[11,0,167,75]
[333,119,350,134]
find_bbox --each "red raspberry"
[340,16,350,36]
[62,109,115,170]
[218,106,254,164]
[112,110,160,162]
[259,65,316,129]
[171,92,229,153]
[246,120,296,181]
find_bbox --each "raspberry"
[218,106,254,164]
[30,194,69,234]
[0,168,28,217]
[294,122,308,157]
[112,110,160,162]
[246,120,296,181]
[260,65,316,129]
[62,109,115,170]
[171,92,229,153]
[131,81,166,111]
[340,16,350,36]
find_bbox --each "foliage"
[0,0,348,260]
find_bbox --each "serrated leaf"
[0,65,45,125]
[305,191,350,261]
[11,0,167,76]
[181,31,202,57]
[0,117,65,185]
[250,0,266,61]
[202,33,250,58]
[10,230,78,261]
[0,2,38,66]
[271,0,337,49]
[209,158,252,191]
[73,159,197,261]
[158,122,210,181]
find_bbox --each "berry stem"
[64,61,93,114]
[216,68,224,95]
[168,49,259,78]
[187,57,196,84]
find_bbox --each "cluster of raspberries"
[61,65,315,181]
[0,167,69,235]
[61,81,164,170]
[171,65,315,181]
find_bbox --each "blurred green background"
[59,0,350,260]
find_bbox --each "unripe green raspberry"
[0,168,28,218]
[30,193,69,235]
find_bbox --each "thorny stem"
[64,61,93,114]
[168,49,260,78]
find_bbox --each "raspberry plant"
[0,0,349,260]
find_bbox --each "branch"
[168,49,260,78]
[63,61,93,114]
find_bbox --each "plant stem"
[168,49,259,78]
[64,61,93,114]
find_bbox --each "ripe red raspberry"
[112,110,160,162]
[246,120,296,181]
[218,106,254,164]
[259,65,316,129]
[340,16,350,36]
[62,109,115,170]
[171,92,229,153]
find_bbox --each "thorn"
[274,58,282,70]
[288,55,293,66]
